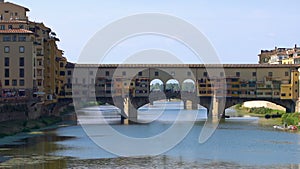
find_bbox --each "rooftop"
[0,29,33,34]
[0,2,30,12]
[0,20,28,24]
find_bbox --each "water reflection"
[0,101,300,168]
[0,132,75,168]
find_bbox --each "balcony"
[36,72,44,79]
[37,65,44,70]
[34,41,42,46]
[36,53,44,57]
[36,74,44,80]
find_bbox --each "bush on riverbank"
[248,107,285,115]
[234,105,285,116]
[234,105,288,126]
[0,116,62,138]
[282,113,300,126]
[234,104,300,127]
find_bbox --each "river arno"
[1,101,300,169]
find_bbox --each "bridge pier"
[121,114,127,124]
[121,97,138,124]
[207,95,225,121]
[183,100,198,110]
[121,109,138,124]
[286,101,296,113]
[296,100,300,113]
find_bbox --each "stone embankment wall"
[0,103,28,122]
[0,100,73,123]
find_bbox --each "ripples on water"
[1,101,300,169]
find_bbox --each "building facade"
[71,64,300,101]
[258,45,300,64]
[0,1,67,103]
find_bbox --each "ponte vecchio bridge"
[70,64,300,124]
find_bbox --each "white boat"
[273,125,287,131]
[273,125,298,131]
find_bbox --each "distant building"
[258,45,300,64]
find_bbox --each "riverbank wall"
[0,100,73,122]
[0,100,76,137]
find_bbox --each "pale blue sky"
[9,0,300,63]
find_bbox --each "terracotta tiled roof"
[0,29,33,34]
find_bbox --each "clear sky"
[8,0,300,64]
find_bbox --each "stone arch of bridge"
[224,98,295,113]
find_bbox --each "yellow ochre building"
[0,1,67,104]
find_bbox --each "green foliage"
[235,104,243,109]
[0,116,63,138]
[248,107,285,115]
[249,107,272,114]
[166,83,180,92]
[41,116,62,125]
[282,113,300,126]
[150,83,164,91]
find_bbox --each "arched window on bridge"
[150,79,164,92]
[166,79,180,93]
[182,79,196,93]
